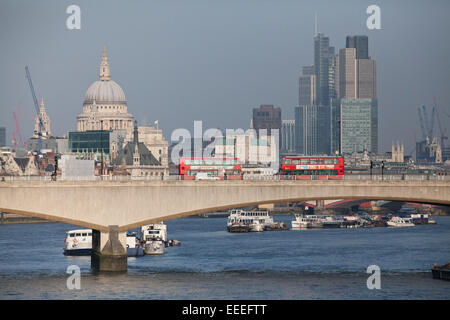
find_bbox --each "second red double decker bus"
[179,158,243,180]
[281,156,345,180]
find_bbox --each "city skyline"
[1,0,450,154]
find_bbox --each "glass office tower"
[340,98,378,154]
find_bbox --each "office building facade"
[346,35,369,59]
[340,98,378,154]
[281,120,295,153]
[295,105,330,155]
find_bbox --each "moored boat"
[291,214,311,229]
[64,229,92,256]
[227,209,271,233]
[143,238,165,255]
[387,216,415,227]
[431,263,450,281]
[264,221,289,231]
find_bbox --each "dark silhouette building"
[346,35,369,59]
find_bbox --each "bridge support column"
[316,200,325,210]
[91,225,127,272]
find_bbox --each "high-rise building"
[356,58,376,99]
[338,48,357,99]
[336,36,378,154]
[295,105,330,155]
[0,127,5,147]
[346,35,369,59]
[252,104,281,138]
[281,120,295,153]
[299,74,316,106]
[302,65,315,76]
[314,33,331,107]
[340,98,378,154]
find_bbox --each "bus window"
[292,159,300,165]
[300,158,309,165]
[324,158,333,165]
[334,158,339,164]
[285,159,292,165]
[310,158,318,165]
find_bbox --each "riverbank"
[0,213,53,225]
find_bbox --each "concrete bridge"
[1,179,449,271]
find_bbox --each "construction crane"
[433,97,448,149]
[25,66,43,154]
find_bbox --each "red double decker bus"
[281,156,345,180]
[179,158,243,180]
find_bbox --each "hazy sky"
[1,0,449,153]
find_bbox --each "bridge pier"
[91,225,127,272]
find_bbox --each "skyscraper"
[295,105,330,155]
[252,104,281,138]
[337,46,376,99]
[281,120,295,153]
[299,73,316,106]
[314,33,331,107]
[335,36,378,154]
[346,35,369,59]
[356,59,376,99]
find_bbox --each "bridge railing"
[1,174,450,182]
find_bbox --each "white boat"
[144,238,165,255]
[141,222,167,243]
[387,216,415,227]
[227,209,273,232]
[248,220,264,232]
[64,229,92,255]
[141,222,167,255]
[291,214,311,229]
[64,229,145,257]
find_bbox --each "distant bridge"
[1,177,449,271]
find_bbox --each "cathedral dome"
[83,46,127,104]
[84,79,126,104]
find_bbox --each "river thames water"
[0,216,449,299]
